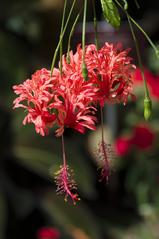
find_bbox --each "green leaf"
[100,0,120,29]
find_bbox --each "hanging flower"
[13,68,58,136]
[85,43,135,106]
[37,227,60,239]
[54,74,98,136]
[61,42,136,107]
[13,66,98,137]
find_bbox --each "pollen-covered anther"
[54,164,80,204]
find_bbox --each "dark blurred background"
[1,0,159,239]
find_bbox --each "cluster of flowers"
[13,42,135,203]
[13,43,135,136]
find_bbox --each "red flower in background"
[37,227,60,239]
[115,124,155,156]
[115,137,131,156]
[135,68,159,100]
[130,124,155,150]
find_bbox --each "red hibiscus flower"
[85,42,135,106]
[54,74,98,136]
[13,68,58,136]
[62,43,135,107]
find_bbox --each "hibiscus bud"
[66,52,70,64]
[82,62,88,81]
[144,97,152,121]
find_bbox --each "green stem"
[81,0,88,80]
[82,0,87,55]
[92,0,99,49]
[134,0,140,9]
[127,12,152,120]
[114,0,159,58]
[67,13,80,63]
[127,13,149,98]
[50,0,77,75]
[60,0,67,75]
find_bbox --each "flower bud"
[144,97,152,121]
[82,62,88,81]
[66,53,70,64]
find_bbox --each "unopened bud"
[82,62,88,81]
[66,53,70,64]
[144,97,152,121]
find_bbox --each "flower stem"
[82,0,88,80]
[60,0,67,75]
[61,134,66,167]
[114,0,159,58]
[82,0,87,53]
[50,0,77,75]
[100,106,105,142]
[91,0,99,49]
[134,0,140,9]
[67,13,80,63]
[126,12,152,120]
[127,13,149,98]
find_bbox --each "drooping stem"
[59,0,67,74]
[127,12,152,120]
[67,13,80,63]
[82,0,88,80]
[61,134,66,167]
[50,0,77,75]
[127,13,149,98]
[92,0,99,49]
[82,0,87,54]
[134,0,140,9]
[114,0,159,58]
[100,106,105,142]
